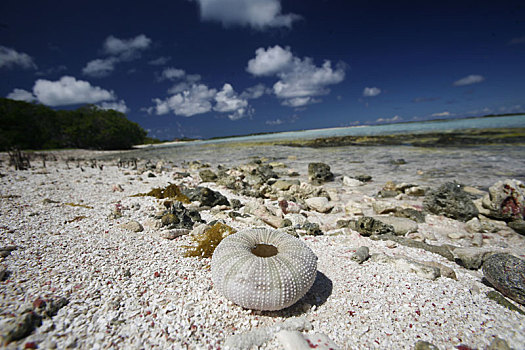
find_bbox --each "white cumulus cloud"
[0,46,37,69]
[363,87,381,97]
[453,74,485,86]
[103,34,152,59]
[83,34,151,77]
[82,58,118,77]
[214,83,250,120]
[7,88,36,102]
[32,76,116,106]
[97,100,129,113]
[240,84,268,99]
[247,45,345,107]
[246,46,293,76]
[152,84,217,117]
[194,0,300,29]
[160,67,186,80]
[148,56,171,65]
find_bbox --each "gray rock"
[370,234,454,261]
[370,254,441,280]
[395,207,426,223]
[355,217,395,236]
[488,337,511,350]
[423,182,478,222]
[305,197,333,213]
[0,311,42,344]
[373,216,418,236]
[272,180,299,191]
[120,220,144,232]
[199,169,217,182]
[483,253,525,305]
[342,176,363,187]
[414,341,439,350]
[350,246,369,264]
[508,220,525,235]
[482,179,525,221]
[421,261,457,280]
[308,162,333,184]
[453,247,494,270]
[244,201,282,228]
[372,201,397,214]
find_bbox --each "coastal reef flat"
[0,141,524,349]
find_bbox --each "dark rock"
[395,207,426,223]
[147,172,156,178]
[0,311,42,344]
[161,213,180,227]
[164,201,202,230]
[486,291,525,315]
[0,245,18,258]
[229,199,242,210]
[370,234,455,261]
[378,190,399,198]
[481,179,525,222]
[508,220,525,235]
[199,169,218,182]
[33,297,69,318]
[355,217,395,236]
[354,174,372,182]
[182,187,229,207]
[0,265,6,281]
[483,253,525,305]
[308,162,333,184]
[350,246,369,264]
[301,222,323,236]
[423,182,478,222]
[254,164,278,183]
[389,158,406,165]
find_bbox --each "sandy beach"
[1,144,524,349]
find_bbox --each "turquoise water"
[197,114,525,145]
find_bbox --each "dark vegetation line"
[0,98,156,151]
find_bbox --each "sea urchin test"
[211,228,318,311]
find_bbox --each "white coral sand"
[0,148,524,349]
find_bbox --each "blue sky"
[1,0,524,140]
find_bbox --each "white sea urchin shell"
[211,227,318,311]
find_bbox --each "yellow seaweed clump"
[134,184,190,203]
[183,222,236,258]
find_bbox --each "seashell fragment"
[211,228,318,311]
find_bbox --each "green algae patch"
[134,184,190,203]
[183,222,236,258]
[64,202,94,209]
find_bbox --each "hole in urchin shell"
[251,244,278,257]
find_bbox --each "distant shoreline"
[137,113,525,149]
